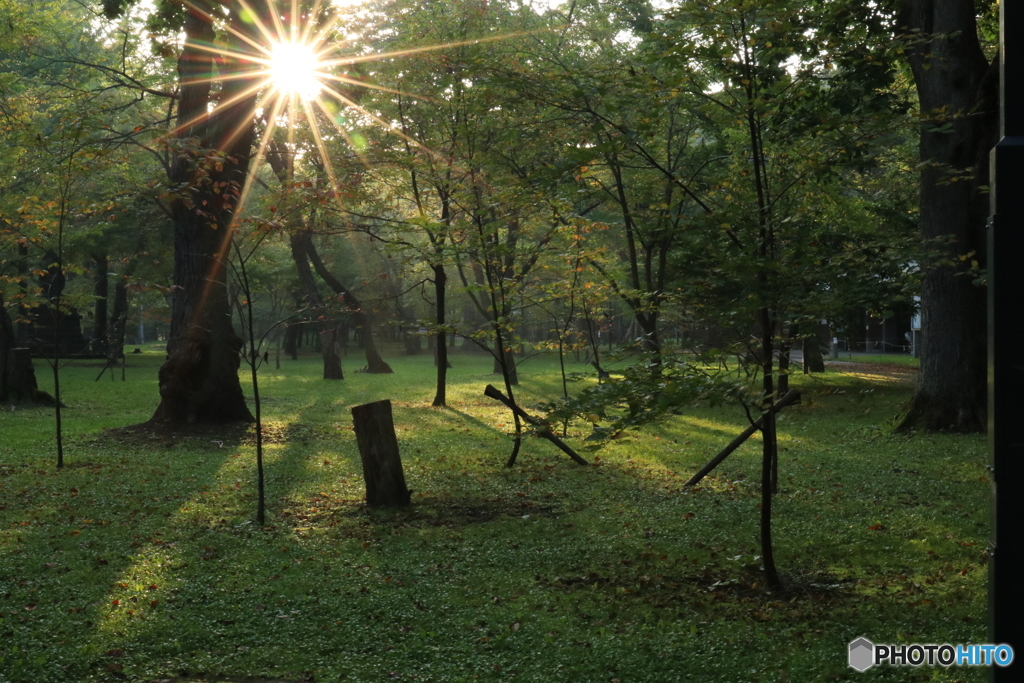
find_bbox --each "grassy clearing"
[0,349,987,682]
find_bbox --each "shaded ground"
[97,421,311,449]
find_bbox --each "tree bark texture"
[91,254,108,354]
[432,263,448,406]
[150,5,259,424]
[492,346,519,385]
[5,348,45,404]
[289,233,343,380]
[0,293,14,402]
[14,243,30,344]
[802,327,826,374]
[896,0,997,432]
[351,400,411,506]
[108,278,128,362]
[297,230,393,373]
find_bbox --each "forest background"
[0,0,999,680]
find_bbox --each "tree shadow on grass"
[100,421,257,450]
[38,415,337,682]
[148,675,313,683]
[275,493,560,535]
[0,430,235,682]
[439,406,503,434]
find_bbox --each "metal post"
[989,2,1024,679]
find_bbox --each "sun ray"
[163,0,542,276]
[290,0,300,43]
[265,0,289,48]
[233,0,278,50]
[305,100,349,201]
[299,0,337,49]
[167,78,269,140]
[319,72,439,104]
[320,32,535,69]
[317,82,477,177]
[183,0,277,60]
[318,83,427,153]
[170,0,536,153]
[232,95,289,229]
[310,95,368,173]
[177,41,270,69]
[287,90,298,179]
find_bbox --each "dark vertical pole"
[92,254,108,354]
[989,2,1024,679]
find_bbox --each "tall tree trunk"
[283,323,299,359]
[92,254,108,354]
[14,242,30,345]
[150,6,257,424]
[0,292,13,402]
[759,306,781,588]
[107,278,128,367]
[895,0,997,432]
[289,234,343,380]
[298,231,393,373]
[432,263,448,407]
[803,323,827,374]
[492,346,519,385]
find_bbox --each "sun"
[171,0,517,227]
[267,39,325,101]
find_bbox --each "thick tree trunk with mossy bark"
[149,6,257,425]
[895,0,997,433]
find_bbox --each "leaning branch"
[684,390,801,487]
[484,384,589,466]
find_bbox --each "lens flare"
[170,0,522,227]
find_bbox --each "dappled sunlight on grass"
[677,414,752,438]
[93,543,179,643]
[0,348,988,681]
[841,370,914,384]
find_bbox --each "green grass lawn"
[0,348,987,682]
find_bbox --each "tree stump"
[351,400,411,506]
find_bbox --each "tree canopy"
[0,0,989,437]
